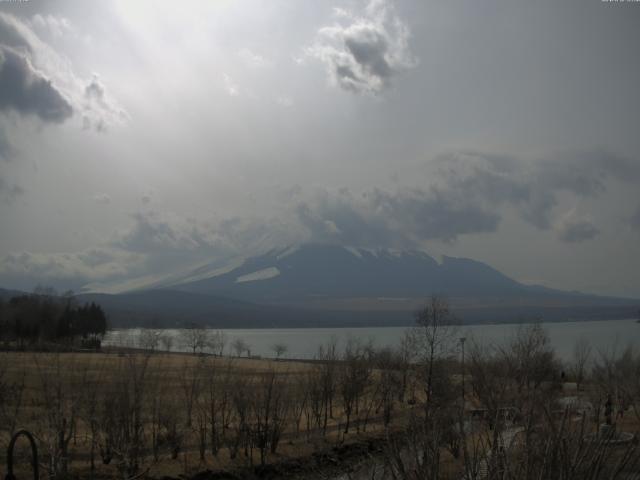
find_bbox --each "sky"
[0,0,639,297]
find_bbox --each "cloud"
[308,0,416,94]
[93,192,111,205]
[553,210,600,243]
[0,128,14,161]
[276,95,294,108]
[0,175,24,204]
[0,45,73,122]
[432,149,640,230]
[0,13,126,131]
[0,212,229,290]
[296,192,404,247]
[0,209,301,291]
[82,73,127,132]
[0,247,145,291]
[0,12,38,53]
[238,48,270,68]
[294,148,638,247]
[1,147,636,290]
[116,211,204,253]
[295,186,499,247]
[223,73,239,96]
[29,14,72,38]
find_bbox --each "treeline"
[0,288,107,348]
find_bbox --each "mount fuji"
[70,244,638,327]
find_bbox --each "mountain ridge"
[161,243,633,307]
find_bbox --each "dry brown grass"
[0,350,412,479]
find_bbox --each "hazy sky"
[0,0,639,297]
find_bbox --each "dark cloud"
[296,192,406,247]
[371,189,500,243]
[309,0,416,94]
[295,186,499,247]
[294,148,637,247]
[0,13,125,130]
[553,211,600,243]
[0,46,73,122]
[115,211,295,260]
[534,149,640,198]
[116,212,201,253]
[433,149,640,230]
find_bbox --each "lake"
[103,318,640,362]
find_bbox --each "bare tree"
[338,338,372,434]
[289,380,309,437]
[248,368,291,465]
[228,373,251,460]
[412,295,457,418]
[78,357,107,479]
[571,336,592,392]
[232,338,249,357]
[373,348,401,429]
[316,337,339,434]
[179,357,205,428]
[206,358,237,456]
[34,353,82,479]
[99,354,151,478]
[397,331,417,402]
[0,352,26,439]
[208,330,227,356]
[157,397,183,460]
[138,329,160,352]
[180,324,210,355]
[305,368,324,435]
[271,342,288,359]
[160,333,174,352]
[592,344,637,423]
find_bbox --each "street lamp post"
[459,336,469,465]
[460,337,467,406]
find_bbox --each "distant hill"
[0,287,28,300]
[75,289,413,328]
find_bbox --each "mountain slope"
[5,244,637,328]
[164,244,633,309]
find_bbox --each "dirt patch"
[154,437,386,480]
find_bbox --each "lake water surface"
[104,318,640,362]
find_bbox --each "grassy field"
[1,339,639,480]
[0,349,416,479]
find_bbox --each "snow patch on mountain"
[276,245,299,260]
[236,267,281,283]
[173,258,245,285]
[344,246,364,259]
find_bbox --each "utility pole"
[460,337,466,405]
